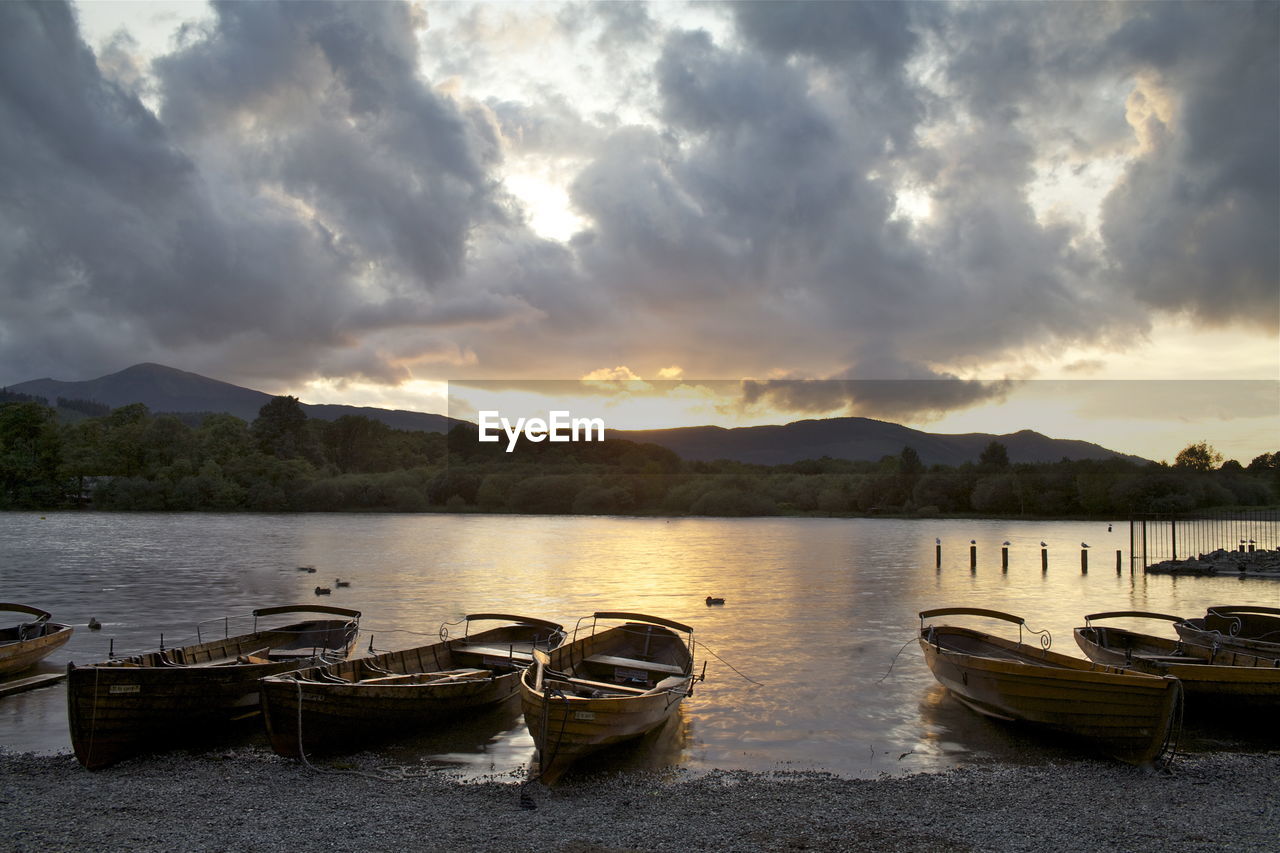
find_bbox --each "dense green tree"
[899,446,924,475]
[979,441,1010,469]
[197,414,254,466]
[0,402,65,507]
[1247,451,1277,472]
[252,396,316,462]
[1174,441,1222,472]
[323,415,398,473]
[99,403,151,476]
[970,473,1023,515]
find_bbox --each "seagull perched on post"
[1081,542,1090,549]
[1040,541,1047,547]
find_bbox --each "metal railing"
[1129,509,1280,569]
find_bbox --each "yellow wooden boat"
[919,607,1180,765]
[0,604,72,677]
[1075,611,1280,708]
[520,612,696,784]
[260,613,564,759]
[67,604,360,770]
[1175,605,1280,656]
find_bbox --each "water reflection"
[1,512,1277,778]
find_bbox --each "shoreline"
[3,748,1277,852]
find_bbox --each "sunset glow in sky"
[3,1,1277,463]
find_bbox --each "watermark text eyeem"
[477,410,606,452]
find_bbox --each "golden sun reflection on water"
[2,512,1278,777]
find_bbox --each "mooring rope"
[696,641,764,686]
[876,636,920,684]
[1157,678,1185,774]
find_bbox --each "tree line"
[1,393,1276,517]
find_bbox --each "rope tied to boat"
[1156,678,1185,774]
[877,636,921,683]
[533,684,572,784]
[695,641,763,686]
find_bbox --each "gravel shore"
[3,749,1276,852]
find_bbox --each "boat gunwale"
[0,603,54,624]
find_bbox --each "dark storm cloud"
[152,0,505,293]
[0,1,1273,422]
[741,375,1013,424]
[0,0,543,390]
[1101,2,1279,329]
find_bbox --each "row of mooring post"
[935,541,1125,574]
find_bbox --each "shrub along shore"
[2,394,1276,516]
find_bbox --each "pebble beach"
[3,749,1277,852]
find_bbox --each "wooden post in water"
[1081,547,1089,573]
[1041,546,1048,573]
[1001,546,1009,573]
[969,542,977,571]
[936,542,942,569]
[1116,550,1123,574]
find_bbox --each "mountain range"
[614,420,1146,467]
[8,363,1145,466]
[8,362,455,433]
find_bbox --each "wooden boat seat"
[583,654,684,675]
[451,645,535,663]
[361,668,490,685]
[551,676,649,696]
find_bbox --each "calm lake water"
[2,512,1278,778]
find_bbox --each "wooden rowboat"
[520,612,697,784]
[1175,605,1280,656]
[0,603,73,677]
[919,607,1180,765]
[1075,611,1280,708]
[67,604,360,770]
[259,613,565,759]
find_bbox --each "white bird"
[1082,542,1090,549]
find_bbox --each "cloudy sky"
[1,1,1276,461]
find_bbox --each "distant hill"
[9,363,456,433]
[612,417,1147,467]
[9,364,1145,464]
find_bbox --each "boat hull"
[1075,626,1280,706]
[260,619,564,759]
[67,653,331,769]
[920,626,1178,765]
[262,670,519,758]
[521,684,687,782]
[1176,607,1280,657]
[520,614,694,784]
[0,622,72,677]
[67,613,359,770]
